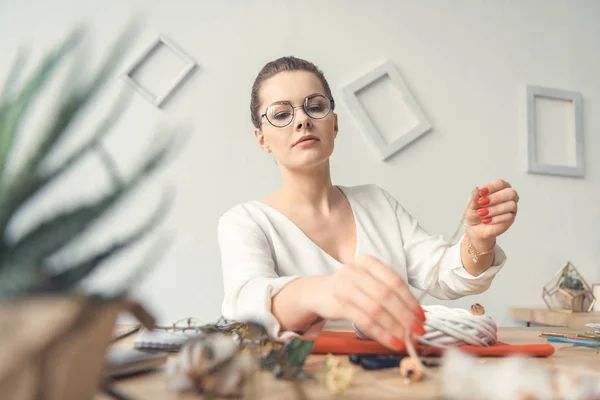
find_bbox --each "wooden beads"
[399,357,424,383]
[470,303,485,316]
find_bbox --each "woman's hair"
[250,56,333,129]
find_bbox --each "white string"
[418,305,497,348]
[403,191,486,374]
[354,305,498,348]
[353,190,497,378]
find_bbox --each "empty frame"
[341,60,432,161]
[122,34,196,108]
[526,85,584,178]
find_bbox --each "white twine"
[354,304,497,348]
[404,190,493,374]
[418,305,497,348]
[356,189,497,378]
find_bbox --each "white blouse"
[217,184,506,339]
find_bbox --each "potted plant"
[0,26,181,400]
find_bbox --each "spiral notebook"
[133,328,200,352]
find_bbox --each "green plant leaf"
[0,21,186,299]
[284,338,315,367]
[0,26,135,237]
[0,30,83,187]
[0,48,27,102]
[19,24,136,176]
[0,88,133,244]
[4,135,174,266]
[0,258,42,298]
[39,189,172,293]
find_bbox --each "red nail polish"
[411,321,426,336]
[391,336,405,350]
[415,306,426,322]
[479,187,489,196]
[477,208,489,217]
[478,197,490,206]
[482,217,492,224]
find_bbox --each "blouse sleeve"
[217,207,302,341]
[380,187,507,300]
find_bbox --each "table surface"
[96,326,600,400]
[510,307,600,328]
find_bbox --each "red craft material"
[302,331,555,357]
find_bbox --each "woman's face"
[254,71,338,170]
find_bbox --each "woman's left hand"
[466,179,519,241]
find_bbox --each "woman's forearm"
[460,234,496,276]
[271,275,327,332]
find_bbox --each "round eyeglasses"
[261,94,335,128]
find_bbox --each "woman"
[218,56,519,350]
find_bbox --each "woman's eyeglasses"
[261,93,335,128]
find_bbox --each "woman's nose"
[294,108,312,130]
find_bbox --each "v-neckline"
[252,185,360,266]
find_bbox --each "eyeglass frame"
[260,93,335,128]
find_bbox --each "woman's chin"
[284,153,331,171]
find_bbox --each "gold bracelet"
[464,229,495,263]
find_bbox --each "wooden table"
[96,326,600,400]
[510,307,600,328]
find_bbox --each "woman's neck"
[278,160,338,214]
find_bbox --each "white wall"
[1,0,599,326]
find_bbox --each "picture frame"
[340,59,432,161]
[525,85,584,178]
[121,34,196,108]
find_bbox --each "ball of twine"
[354,304,497,348]
[418,305,497,347]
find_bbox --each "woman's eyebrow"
[269,93,321,105]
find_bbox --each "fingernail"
[482,217,492,224]
[415,306,426,322]
[477,197,490,206]
[479,187,489,196]
[391,336,405,350]
[411,321,426,336]
[477,208,489,217]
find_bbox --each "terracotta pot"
[0,295,153,400]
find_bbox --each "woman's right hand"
[312,254,427,350]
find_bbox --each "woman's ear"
[333,113,339,138]
[254,128,271,153]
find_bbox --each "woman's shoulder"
[218,199,286,235]
[219,200,266,224]
[338,183,396,204]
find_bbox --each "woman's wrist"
[464,227,496,251]
[469,236,496,252]
[463,227,496,265]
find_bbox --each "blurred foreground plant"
[0,25,181,300]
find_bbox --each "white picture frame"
[340,59,432,161]
[121,34,196,108]
[526,85,584,178]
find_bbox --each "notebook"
[105,347,168,377]
[132,328,202,352]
